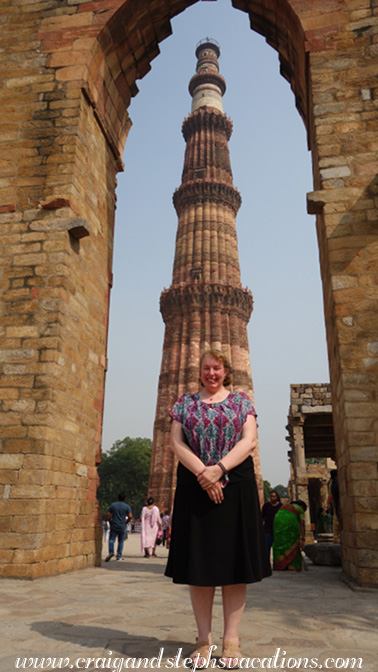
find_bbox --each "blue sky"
[101,0,330,487]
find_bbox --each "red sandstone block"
[3,266,34,278]
[54,457,76,475]
[71,526,93,543]
[13,178,46,189]
[10,279,25,289]
[47,50,91,68]
[356,531,378,550]
[347,462,378,480]
[2,285,32,300]
[73,36,97,51]
[0,564,34,579]
[12,549,36,564]
[354,514,378,532]
[10,485,57,500]
[0,453,23,469]
[61,108,81,120]
[78,0,120,13]
[11,513,53,534]
[93,397,102,412]
[51,472,79,488]
[40,12,94,33]
[0,470,19,485]
[54,513,76,531]
[41,38,75,53]
[4,439,31,453]
[55,543,71,559]
[79,500,97,515]
[347,0,372,9]
[30,287,39,299]
[0,412,23,426]
[57,556,75,574]
[354,497,378,513]
[0,388,19,400]
[0,426,27,438]
[0,130,18,143]
[0,338,22,349]
[55,486,76,499]
[303,10,347,31]
[48,99,80,112]
[0,234,22,246]
[31,560,59,579]
[349,480,378,497]
[356,567,378,586]
[0,205,16,213]
[18,469,50,486]
[12,252,47,266]
[0,550,13,563]
[0,531,33,550]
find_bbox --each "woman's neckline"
[196,391,231,405]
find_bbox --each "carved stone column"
[291,416,311,540]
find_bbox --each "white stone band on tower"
[189,38,225,113]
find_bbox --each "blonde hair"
[199,349,233,387]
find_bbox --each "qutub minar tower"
[149,39,262,508]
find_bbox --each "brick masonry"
[0,0,377,585]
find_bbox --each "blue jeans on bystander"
[108,527,126,559]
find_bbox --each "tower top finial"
[189,38,225,114]
[195,37,220,59]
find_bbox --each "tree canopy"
[263,480,272,502]
[97,437,152,517]
[263,480,288,502]
[274,483,289,500]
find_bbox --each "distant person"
[273,499,307,571]
[141,497,162,557]
[103,518,110,542]
[162,510,171,547]
[329,469,341,542]
[105,493,132,562]
[262,490,282,560]
[315,507,327,538]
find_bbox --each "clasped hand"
[197,466,224,504]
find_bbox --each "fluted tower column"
[149,39,262,508]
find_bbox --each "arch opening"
[102,0,328,516]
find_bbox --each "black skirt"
[165,457,272,586]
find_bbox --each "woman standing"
[165,350,271,668]
[262,489,282,561]
[273,500,307,571]
[141,497,162,558]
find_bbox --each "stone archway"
[0,0,377,585]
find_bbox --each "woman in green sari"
[273,500,307,571]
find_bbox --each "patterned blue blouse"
[170,391,256,466]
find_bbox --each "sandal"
[219,641,243,669]
[188,641,212,668]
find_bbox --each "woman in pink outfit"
[141,497,162,557]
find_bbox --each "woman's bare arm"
[170,420,223,503]
[197,414,257,490]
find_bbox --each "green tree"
[97,437,152,517]
[273,483,288,500]
[263,479,272,502]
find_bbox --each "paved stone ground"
[1,534,377,672]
